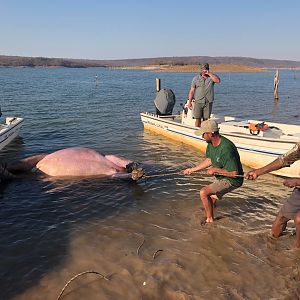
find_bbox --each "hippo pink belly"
[36,147,120,177]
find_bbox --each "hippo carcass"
[35,147,140,178]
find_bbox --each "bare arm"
[207,72,221,83]
[246,158,283,180]
[283,178,300,188]
[207,167,239,178]
[183,158,212,175]
[187,87,195,109]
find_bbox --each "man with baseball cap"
[183,119,244,224]
[187,63,221,127]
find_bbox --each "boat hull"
[0,117,24,150]
[141,112,300,178]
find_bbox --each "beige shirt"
[279,142,300,167]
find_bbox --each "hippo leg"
[104,155,131,170]
[111,173,132,179]
[7,154,48,174]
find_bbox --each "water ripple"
[0,68,299,299]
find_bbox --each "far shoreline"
[1,64,299,73]
[114,64,267,73]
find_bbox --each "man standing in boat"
[246,142,300,248]
[183,120,244,224]
[187,63,220,127]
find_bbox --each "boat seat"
[262,128,283,138]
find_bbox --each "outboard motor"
[154,89,176,116]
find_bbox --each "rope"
[153,249,163,260]
[142,171,245,180]
[57,270,110,300]
[142,171,183,179]
[141,170,287,185]
[136,237,145,256]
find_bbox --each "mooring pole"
[155,78,161,93]
[274,70,279,100]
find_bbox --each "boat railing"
[142,112,180,119]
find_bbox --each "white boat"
[0,116,24,151]
[141,104,300,178]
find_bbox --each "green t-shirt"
[206,136,244,187]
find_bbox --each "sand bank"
[117,64,265,73]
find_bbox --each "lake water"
[0,68,300,300]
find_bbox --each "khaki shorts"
[193,101,212,120]
[280,188,300,220]
[209,179,237,199]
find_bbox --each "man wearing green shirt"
[183,120,243,224]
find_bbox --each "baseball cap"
[195,119,219,136]
[199,63,209,70]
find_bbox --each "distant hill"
[0,54,300,69]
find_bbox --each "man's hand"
[187,101,193,110]
[283,178,300,188]
[183,168,194,175]
[245,170,259,180]
[201,70,209,78]
[207,167,220,175]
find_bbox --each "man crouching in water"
[183,120,244,224]
[246,142,300,248]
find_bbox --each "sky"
[1,0,300,61]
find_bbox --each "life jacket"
[248,122,269,135]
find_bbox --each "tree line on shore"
[0,54,299,69]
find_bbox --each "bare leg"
[271,212,289,238]
[293,211,300,248]
[7,154,47,173]
[199,185,216,223]
[211,195,218,208]
[195,118,201,128]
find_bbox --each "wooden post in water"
[155,78,161,93]
[274,70,279,100]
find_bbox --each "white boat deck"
[0,116,24,150]
[141,110,300,177]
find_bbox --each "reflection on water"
[0,68,300,299]
[272,99,279,118]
